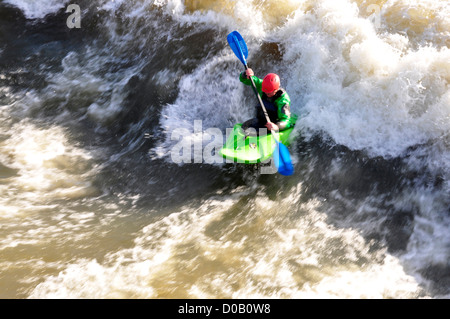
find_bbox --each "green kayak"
[219,124,294,163]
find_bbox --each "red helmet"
[262,73,280,93]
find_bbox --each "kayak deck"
[219,124,294,164]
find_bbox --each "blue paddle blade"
[273,142,294,176]
[227,31,248,66]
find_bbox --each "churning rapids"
[0,0,449,298]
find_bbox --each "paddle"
[227,30,294,176]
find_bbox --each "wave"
[3,0,70,20]
[1,0,449,298]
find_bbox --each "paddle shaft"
[232,34,273,128]
[245,67,273,126]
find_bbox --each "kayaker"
[239,68,296,136]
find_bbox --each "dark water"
[0,0,449,298]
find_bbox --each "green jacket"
[239,72,297,130]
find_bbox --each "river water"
[0,0,449,298]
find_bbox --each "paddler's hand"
[245,68,254,79]
[265,122,279,131]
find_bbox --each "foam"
[0,121,98,212]
[4,0,70,20]
[28,189,426,298]
[278,0,449,161]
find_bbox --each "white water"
[3,0,70,19]
[1,0,449,299]
[28,188,424,298]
